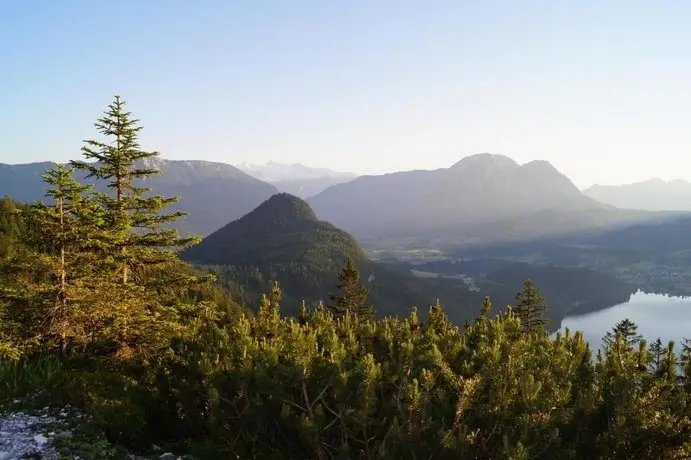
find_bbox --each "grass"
[0,355,68,405]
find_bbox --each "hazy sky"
[2,1,691,188]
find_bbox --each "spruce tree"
[648,337,665,374]
[71,95,198,286]
[513,279,549,335]
[328,258,372,320]
[67,96,202,359]
[0,164,105,356]
[603,318,641,349]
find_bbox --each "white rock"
[34,433,49,445]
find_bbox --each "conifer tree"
[661,340,677,383]
[64,96,205,359]
[70,95,198,286]
[603,318,641,349]
[513,279,549,335]
[648,337,665,374]
[0,164,104,356]
[328,258,373,320]
[681,338,691,389]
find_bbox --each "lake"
[557,290,691,350]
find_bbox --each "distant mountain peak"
[521,159,561,174]
[140,156,166,170]
[450,153,519,171]
[237,161,357,181]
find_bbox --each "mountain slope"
[583,179,691,211]
[0,162,57,203]
[308,153,666,247]
[180,193,480,321]
[181,192,366,271]
[0,159,278,236]
[181,193,371,310]
[237,161,357,197]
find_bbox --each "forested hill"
[180,193,485,321]
[181,192,367,268]
[180,192,371,311]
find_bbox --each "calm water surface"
[557,291,691,350]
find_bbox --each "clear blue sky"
[2,1,691,188]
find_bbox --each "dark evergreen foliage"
[0,197,25,259]
[604,318,642,348]
[327,258,372,320]
[513,279,549,334]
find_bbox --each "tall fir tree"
[648,337,665,375]
[70,95,198,286]
[66,96,204,359]
[513,279,549,335]
[328,258,373,320]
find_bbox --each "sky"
[2,1,691,188]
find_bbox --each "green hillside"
[180,193,482,321]
[181,193,369,309]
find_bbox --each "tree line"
[1,96,691,458]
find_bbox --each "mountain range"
[237,161,357,197]
[308,153,678,248]
[583,179,691,211]
[2,154,685,246]
[0,159,278,236]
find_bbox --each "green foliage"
[0,355,67,402]
[0,197,26,259]
[71,95,198,284]
[0,164,107,357]
[0,97,216,362]
[144,294,691,459]
[327,258,372,320]
[513,279,549,335]
[604,318,642,348]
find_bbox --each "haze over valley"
[237,161,358,197]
